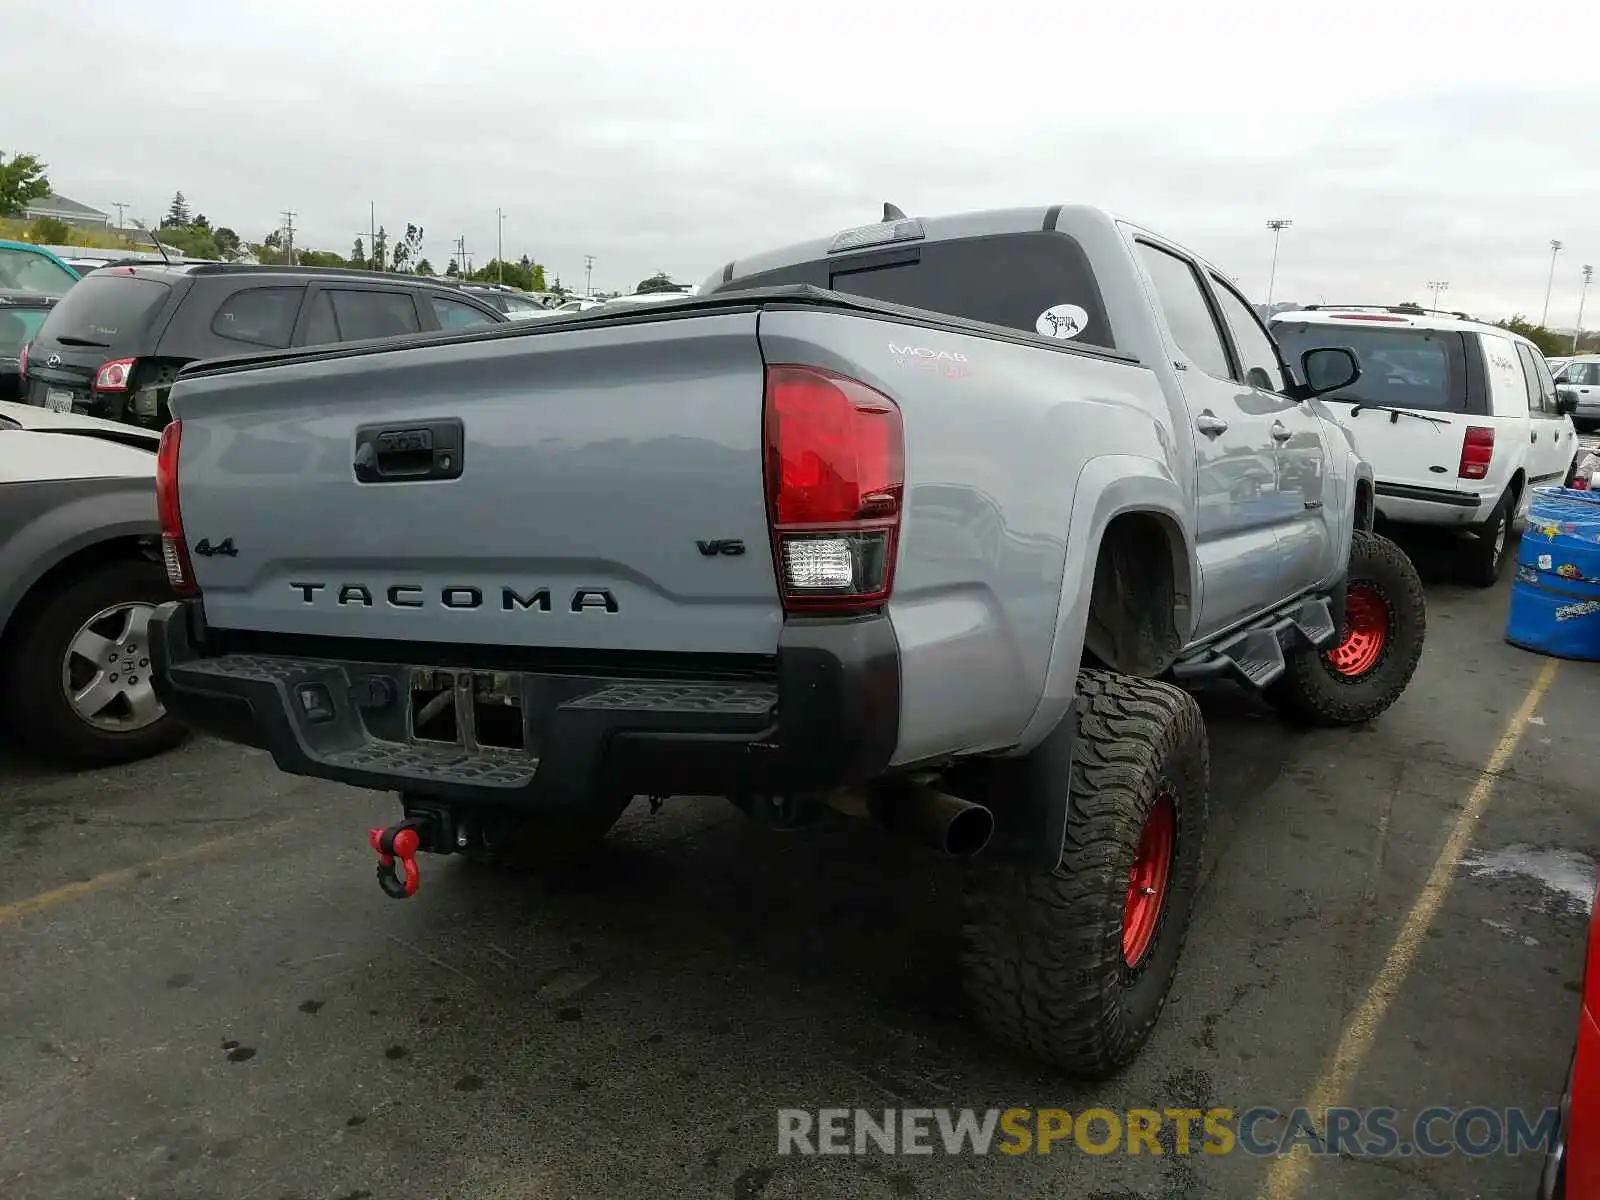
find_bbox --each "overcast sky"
[8,0,1598,322]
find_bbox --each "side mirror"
[1296,346,1361,398]
[1557,388,1579,416]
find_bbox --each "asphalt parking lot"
[2,537,1597,1200]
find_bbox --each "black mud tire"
[465,796,634,871]
[0,556,187,767]
[961,669,1208,1078]
[1458,489,1514,588]
[1269,531,1426,726]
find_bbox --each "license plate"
[45,389,74,414]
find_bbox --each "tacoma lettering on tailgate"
[287,583,618,613]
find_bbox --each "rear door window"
[1516,342,1557,415]
[1135,242,1231,379]
[34,273,173,350]
[211,285,304,348]
[328,290,421,340]
[724,231,1117,350]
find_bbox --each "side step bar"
[1169,596,1339,692]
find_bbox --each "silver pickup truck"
[148,204,1426,1076]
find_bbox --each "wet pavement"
[1,535,1597,1200]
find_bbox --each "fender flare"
[1012,454,1196,754]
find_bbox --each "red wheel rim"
[1123,791,1176,968]
[1325,584,1390,678]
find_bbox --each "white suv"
[1270,306,1580,586]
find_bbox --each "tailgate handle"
[354,419,464,483]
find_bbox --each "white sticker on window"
[1036,304,1089,340]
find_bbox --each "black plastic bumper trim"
[1374,482,1481,508]
[150,601,901,813]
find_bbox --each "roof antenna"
[883,202,907,221]
[134,219,173,265]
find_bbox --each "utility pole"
[584,254,596,297]
[1541,240,1563,327]
[1265,218,1293,308]
[112,201,129,231]
[496,209,506,285]
[370,201,379,271]
[454,235,470,278]
[1575,265,1594,354]
[1427,280,1449,309]
[281,210,297,267]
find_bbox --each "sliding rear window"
[1272,321,1475,413]
[725,231,1116,351]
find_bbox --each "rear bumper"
[149,599,900,813]
[1374,481,1491,527]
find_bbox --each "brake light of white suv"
[1459,426,1495,480]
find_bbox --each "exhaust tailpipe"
[827,782,995,860]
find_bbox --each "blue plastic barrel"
[1505,487,1600,660]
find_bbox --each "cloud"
[4,0,1596,321]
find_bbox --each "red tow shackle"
[369,821,425,899]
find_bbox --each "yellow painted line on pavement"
[1258,656,1559,1200]
[0,817,296,927]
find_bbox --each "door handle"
[1270,422,1292,443]
[1531,431,1538,442]
[1196,413,1229,437]
[353,418,465,483]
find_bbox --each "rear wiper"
[1334,398,1451,427]
[51,335,110,348]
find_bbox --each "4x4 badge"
[194,537,238,558]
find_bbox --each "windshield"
[1272,322,1464,412]
[0,247,79,297]
[35,273,173,348]
[0,306,53,356]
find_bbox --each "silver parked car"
[0,400,186,765]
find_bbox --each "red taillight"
[18,341,28,379]
[763,365,904,614]
[155,419,197,595]
[94,356,136,391]
[1459,426,1494,480]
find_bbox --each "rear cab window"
[722,230,1117,351]
[1271,320,1476,414]
[34,272,174,351]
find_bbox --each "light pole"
[112,201,129,231]
[1541,239,1563,327]
[1575,264,1594,354]
[1265,218,1293,308]
[496,209,505,285]
[584,254,595,297]
[1427,280,1449,309]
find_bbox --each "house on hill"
[21,193,112,230]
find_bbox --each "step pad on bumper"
[321,741,535,787]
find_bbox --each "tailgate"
[1330,403,1467,491]
[171,312,784,654]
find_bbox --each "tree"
[371,225,389,271]
[445,258,459,277]
[163,191,191,228]
[1499,315,1567,358]
[0,151,50,217]
[634,271,682,294]
[212,227,241,260]
[415,258,435,276]
[390,223,423,273]
[1394,300,1424,314]
[262,229,283,250]
[25,217,71,245]
[351,237,366,268]
[154,225,220,260]
[298,249,346,268]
